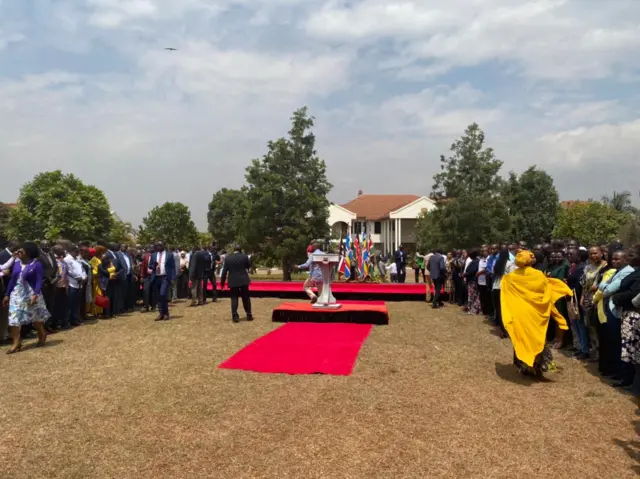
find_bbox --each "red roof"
[341,194,421,220]
[1,203,16,209]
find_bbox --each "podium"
[311,253,341,309]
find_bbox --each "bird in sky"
[164,47,177,51]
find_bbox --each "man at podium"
[294,241,324,304]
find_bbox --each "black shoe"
[574,352,590,360]
[60,325,72,331]
[154,315,165,322]
[310,297,318,305]
[613,380,634,388]
[232,316,240,323]
[246,315,254,321]
[431,304,439,309]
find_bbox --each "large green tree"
[207,188,247,248]
[503,166,559,244]
[108,214,136,244]
[8,171,112,242]
[0,203,11,245]
[553,201,627,246]
[243,107,331,280]
[137,202,198,247]
[418,123,510,249]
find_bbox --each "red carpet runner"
[219,323,373,375]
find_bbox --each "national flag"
[343,233,351,279]
[354,234,363,277]
[362,232,370,277]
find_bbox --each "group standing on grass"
[3,236,640,394]
[0,239,253,354]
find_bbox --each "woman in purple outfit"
[2,241,50,354]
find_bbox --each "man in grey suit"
[220,245,253,323]
[427,249,446,309]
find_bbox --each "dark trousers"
[454,273,466,304]
[600,309,621,376]
[68,287,81,325]
[177,273,189,298]
[414,268,426,283]
[155,276,170,317]
[42,282,55,318]
[143,276,156,310]
[397,264,406,283]
[492,289,505,333]
[202,273,212,303]
[230,285,251,318]
[107,280,119,317]
[479,284,492,316]
[121,275,132,312]
[432,277,443,306]
[53,287,69,328]
[79,285,87,320]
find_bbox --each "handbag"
[567,289,580,322]
[95,295,110,309]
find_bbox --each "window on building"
[354,221,362,234]
[374,221,381,234]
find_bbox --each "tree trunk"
[282,258,292,281]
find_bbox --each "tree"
[602,190,637,214]
[243,107,331,280]
[137,202,199,248]
[8,171,112,242]
[207,188,247,248]
[618,215,640,246]
[503,166,559,244]
[553,201,627,246]
[0,203,10,245]
[418,123,510,249]
[108,214,136,244]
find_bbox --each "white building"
[328,194,437,254]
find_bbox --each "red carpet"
[219,323,373,375]
[272,302,389,325]
[207,280,426,295]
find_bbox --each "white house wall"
[389,197,436,219]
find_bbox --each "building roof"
[1,203,16,209]
[341,194,421,220]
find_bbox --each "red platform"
[272,302,389,325]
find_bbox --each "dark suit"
[220,252,252,319]
[201,250,213,304]
[427,253,445,306]
[394,250,407,283]
[0,248,13,340]
[149,250,176,318]
[105,250,123,317]
[189,250,205,305]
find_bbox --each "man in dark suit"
[0,241,18,344]
[148,242,176,321]
[201,246,213,305]
[209,245,220,303]
[189,246,205,306]
[105,243,123,318]
[394,245,408,284]
[220,245,253,323]
[38,240,57,319]
[427,248,446,308]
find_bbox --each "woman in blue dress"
[2,241,50,354]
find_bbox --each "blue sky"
[1,0,639,229]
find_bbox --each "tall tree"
[207,188,247,248]
[243,107,331,280]
[504,166,559,244]
[419,123,510,249]
[0,203,11,245]
[602,190,636,214]
[108,214,136,244]
[553,201,627,246]
[138,202,199,247]
[8,171,112,242]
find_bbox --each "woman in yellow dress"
[501,250,572,377]
[89,246,106,316]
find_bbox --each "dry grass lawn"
[1,298,638,478]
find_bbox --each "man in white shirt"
[0,243,18,343]
[64,245,87,326]
[477,247,490,316]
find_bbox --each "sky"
[1,0,639,230]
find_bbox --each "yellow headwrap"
[514,250,535,269]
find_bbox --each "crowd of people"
[0,240,245,354]
[409,240,640,386]
[3,236,640,392]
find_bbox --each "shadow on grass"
[494,362,553,386]
[614,418,640,475]
[23,339,63,351]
